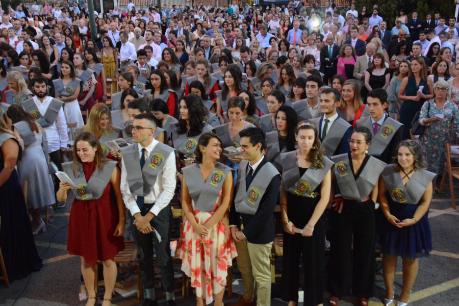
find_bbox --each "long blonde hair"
[6,71,29,94]
[83,103,114,139]
[341,79,363,111]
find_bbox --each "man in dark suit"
[344,25,366,56]
[309,88,352,156]
[230,127,281,306]
[380,21,392,51]
[320,34,340,85]
[407,11,423,41]
[173,20,190,46]
[199,35,213,60]
[423,13,435,33]
[356,89,403,163]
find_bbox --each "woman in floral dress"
[178,132,237,306]
[101,36,118,95]
[419,80,459,188]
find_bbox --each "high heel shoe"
[384,298,395,306]
[33,219,47,235]
[397,302,408,306]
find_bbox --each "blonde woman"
[4,71,33,105]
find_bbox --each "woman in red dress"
[57,132,125,306]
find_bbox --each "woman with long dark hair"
[85,48,107,103]
[57,132,124,306]
[101,36,118,95]
[74,53,97,112]
[218,63,243,121]
[238,90,259,125]
[280,123,332,306]
[147,69,179,118]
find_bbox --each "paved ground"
[1,192,458,306]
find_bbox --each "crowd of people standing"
[0,1,458,306]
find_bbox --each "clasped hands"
[134,213,154,234]
[230,226,247,242]
[283,221,314,237]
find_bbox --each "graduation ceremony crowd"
[0,0,458,306]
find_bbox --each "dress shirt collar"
[137,138,159,157]
[322,112,339,124]
[370,113,386,126]
[33,95,53,105]
[248,155,264,172]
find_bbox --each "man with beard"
[21,77,68,170]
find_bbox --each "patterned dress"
[420,100,459,174]
[102,48,118,95]
[177,192,237,304]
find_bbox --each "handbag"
[410,101,431,138]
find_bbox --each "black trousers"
[282,216,326,305]
[328,200,376,298]
[134,204,174,295]
[49,149,63,171]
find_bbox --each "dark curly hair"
[176,94,208,137]
[394,139,426,170]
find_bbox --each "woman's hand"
[194,223,209,237]
[113,222,125,237]
[283,221,295,235]
[302,224,314,237]
[397,218,416,228]
[58,182,72,192]
[385,213,401,227]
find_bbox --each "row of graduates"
[3,75,432,306]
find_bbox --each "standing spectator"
[336,44,356,80]
[287,19,302,47]
[368,8,383,29]
[345,26,366,57]
[419,80,459,187]
[448,62,459,107]
[398,57,433,139]
[320,34,339,85]
[354,43,376,81]
[364,53,391,92]
[408,11,423,41]
[387,60,410,119]
[101,36,118,95]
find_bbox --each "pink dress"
[177,193,237,304]
[337,56,356,79]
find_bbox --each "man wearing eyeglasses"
[120,113,177,306]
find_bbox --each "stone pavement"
[1,194,458,306]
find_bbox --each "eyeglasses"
[132,125,154,130]
[349,140,366,145]
[435,87,449,91]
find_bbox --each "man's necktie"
[322,119,330,140]
[293,30,297,45]
[368,56,373,69]
[137,148,146,210]
[328,45,333,58]
[246,166,254,190]
[373,122,380,134]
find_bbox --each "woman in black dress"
[280,123,332,306]
[0,114,42,282]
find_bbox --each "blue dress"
[399,76,428,139]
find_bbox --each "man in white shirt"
[108,22,120,47]
[139,30,162,62]
[368,9,383,28]
[119,32,137,70]
[29,77,68,169]
[346,3,358,19]
[256,24,273,49]
[0,15,12,29]
[16,31,39,54]
[120,113,176,306]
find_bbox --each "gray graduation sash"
[289,99,312,121]
[214,123,235,148]
[93,63,104,76]
[120,142,174,196]
[255,96,269,114]
[172,124,212,156]
[211,63,220,73]
[216,90,228,113]
[4,90,14,105]
[258,114,274,133]
[111,110,126,130]
[99,130,121,155]
[62,160,116,200]
[211,71,223,82]
[332,154,386,202]
[0,133,14,147]
[183,162,231,212]
[382,165,436,204]
[53,79,80,97]
[163,116,178,140]
[111,91,122,110]
[207,112,220,127]
[134,82,145,95]
[78,70,92,83]
[248,77,262,94]
[157,89,170,102]
[266,131,281,162]
[143,89,152,97]
[4,90,30,105]
[13,121,36,146]
[202,99,214,111]
[357,117,403,156]
[310,117,351,156]
[234,160,279,215]
[22,98,64,128]
[281,151,334,198]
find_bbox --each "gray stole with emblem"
[214,123,235,148]
[288,99,312,121]
[255,96,269,115]
[310,117,351,156]
[92,63,104,76]
[357,116,403,156]
[234,160,279,215]
[0,133,14,147]
[157,89,170,103]
[332,154,386,201]
[111,110,126,130]
[183,162,231,212]
[111,91,123,110]
[382,164,436,204]
[62,160,116,200]
[22,98,64,128]
[13,121,36,146]
[172,124,212,156]
[163,116,178,141]
[258,114,274,133]
[248,77,262,93]
[120,142,174,196]
[207,112,220,127]
[53,79,80,97]
[216,90,228,113]
[266,131,282,162]
[5,90,32,105]
[78,70,92,83]
[282,151,334,197]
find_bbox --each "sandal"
[358,298,369,306]
[102,298,112,306]
[384,297,395,306]
[85,296,96,306]
[329,296,339,306]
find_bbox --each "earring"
[365,149,369,154]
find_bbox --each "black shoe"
[141,299,158,306]
[167,301,177,306]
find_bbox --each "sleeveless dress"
[67,162,124,264]
[0,136,42,281]
[102,49,117,95]
[283,167,325,305]
[17,132,55,209]
[177,184,237,304]
[399,76,428,139]
[55,78,85,130]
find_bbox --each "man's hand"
[134,214,154,234]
